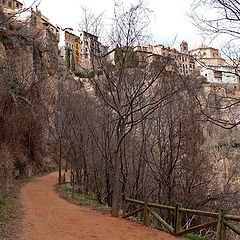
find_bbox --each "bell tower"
[180,41,188,54]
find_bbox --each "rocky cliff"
[0,9,72,195]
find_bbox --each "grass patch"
[156,225,169,232]
[156,225,211,240]
[57,184,111,215]
[183,233,211,240]
[64,187,72,192]
[0,178,30,239]
[76,193,98,201]
[0,199,6,206]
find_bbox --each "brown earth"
[19,172,181,240]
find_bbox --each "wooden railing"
[122,196,240,239]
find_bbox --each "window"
[8,1,12,7]
[85,54,88,59]
[16,2,19,7]
[190,64,192,68]
[203,52,207,56]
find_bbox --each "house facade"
[0,0,23,15]
[59,28,82,70]
[133,41,197,75]
[201,66,239,84]
[190,45,239,84]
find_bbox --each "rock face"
[0,40,6,60]
[0,10,69,189]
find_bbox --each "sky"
[22,0,204,51]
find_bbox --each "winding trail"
[20,172,180,240]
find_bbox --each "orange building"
[59,29,82,70]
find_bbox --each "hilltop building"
[132,41,197,75]
[190,45,239,84]
[0,0,23,15]
[59,29,105,71]
[59,28,82,70]
[189,45,225,67]
[79,31,102,70]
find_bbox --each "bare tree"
[188,0,240,130]
[77,1,205,217]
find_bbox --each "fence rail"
[122,196,240,239]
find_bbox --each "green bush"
[96,69,103,76]
[14,157,26,176]
[0,199,6,206]
[74,70,86,78]
[10,77,19,92]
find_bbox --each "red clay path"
[20,172,180,240]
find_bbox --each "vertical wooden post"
[122,195,127,218]
[216,209,228,240]
[143,198,149,226]
[174,203,182,235]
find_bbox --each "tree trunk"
[58,140,62,185]
[111,120,124,217]
[111,149,121,217]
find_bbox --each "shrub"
[14,157,26,176]
[96,69,103,76]
[74,70,86,78]
[10,77,19,92]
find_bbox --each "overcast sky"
[22,0,204,50]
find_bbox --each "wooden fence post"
[174,203,182,235]
[122,195,127,218]
[143,198,149,226]
[216,209,228,240]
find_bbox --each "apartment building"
[59,28,82,70]
[79,31,101,70]
[133,41,197,75]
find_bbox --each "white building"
[201,66,239,84]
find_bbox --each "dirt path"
[20,172,180,240]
